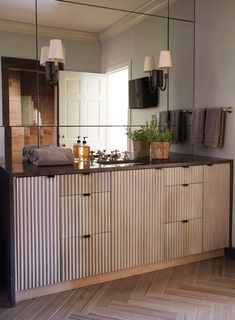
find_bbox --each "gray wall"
[0,30,101,159]
[195,0,235,245]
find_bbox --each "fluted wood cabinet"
[163,166,203,260]
[59,172,111,281]
[14,176,60,291]
[111,169,164,270]
[203,164,230,251]
[12,162,231,299]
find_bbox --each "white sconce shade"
[144,55,156,72]
[40,46,49,66]
[158,50,172,73]
[48,39,64,62]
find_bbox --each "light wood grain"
[164,165,204,186]
[3,256,235,320]
[111,169,164,271]
[203,164,230,251]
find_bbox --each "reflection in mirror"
[1,0,196,163]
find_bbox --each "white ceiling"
[0,0,154,34]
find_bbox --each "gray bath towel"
[204,108,226,148]
[191,109,206,146]
[170,110,181,143]
[23,144,52,161]
[159,111,170,131]
[30,146,74,166]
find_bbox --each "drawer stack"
[163,166,204,260]
[59,172,111,281]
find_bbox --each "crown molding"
[100,0,170,42]
[0,19,99,42]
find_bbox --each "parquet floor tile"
[1,257,235,319]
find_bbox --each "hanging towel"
[159,111,170,131]
[191,109,206,146]
[170,110,181,143]
[179,111,187,143]
[204,108,226,148]
[30,145,74,166]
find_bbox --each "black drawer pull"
[82,172,91,175]
[47,175,55,178]
[82,234,91,239]
[83,193,91,197]
[182,166,190,168]
[182,219,189,223]
[207,164,214,166]
[182,183,189,187]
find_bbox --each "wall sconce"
[144,50,172,92]
[40,39,64,86]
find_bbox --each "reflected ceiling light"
[144,50,172,92]
[40,39,64,86]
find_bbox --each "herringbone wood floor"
[1,257,235,319]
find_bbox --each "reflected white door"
[59,71,107,150]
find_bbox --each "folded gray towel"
[204,108,225,148]
[23,144,52,161]
[191,109,206,146]
[30,146,74,166]
[170,110,181,143]
[159,111,170,132]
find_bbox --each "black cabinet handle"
[182,166,190,168]
[182,219,189,223]
[47,175,55,178]
[207,164,214,166]
[182,183,189,187]
[82,234,91,239]
[82,172,91,175]
[83,193,91,197]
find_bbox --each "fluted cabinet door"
[203,164,230,251]
[14,176,60,291]
[60,191,111,281]
[111,169,164,271]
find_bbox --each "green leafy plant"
[126,115,174,142]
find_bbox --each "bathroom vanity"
[0,153,233,306]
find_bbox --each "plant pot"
[150,141,171,160]
[133,141,150,159]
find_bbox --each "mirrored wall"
[0,0,195,163]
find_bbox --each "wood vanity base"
[16,249,224,303]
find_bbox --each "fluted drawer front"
[164,183,203,223]
[111,169,164,271]
[59,172,110,196]
[164,219,203,260]
[61,232,111,281]
[164,166,203,186]
[60,192,111,239]
[14,176,60,291]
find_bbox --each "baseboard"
[225,246,235,259]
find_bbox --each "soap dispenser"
[73,136,81,160]
[81,137,90,160]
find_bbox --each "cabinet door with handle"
[60,191,111,281]
[164,219,203,260]
[111,169,164,271]
[203,164,230,251]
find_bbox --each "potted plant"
[126,127,150,159]
[127,115,174,160]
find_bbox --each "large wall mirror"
[0,0,195,163]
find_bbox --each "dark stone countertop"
[0,153,233,178]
